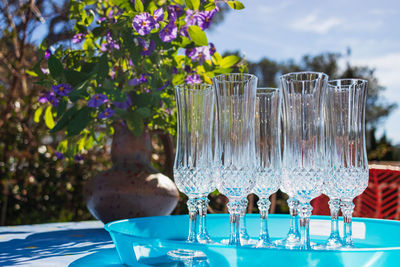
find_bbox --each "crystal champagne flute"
[253,87,281,248]
[170,83,215,259]
[280,71,328,250]
[213,73,257,246]
[327,79,369,248]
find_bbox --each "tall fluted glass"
[253,88,281,248]
[213,73,257,246]
[326,79,369,248]
[280,72,328,250]
[173,83,214,257]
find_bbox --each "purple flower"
[88,94,108,108]
[185,74,201,84]
[167,5,184,20]
[209,42,216,55]
[185,48,196,58]
[184,10,197,27]
[113,95,132,109]
[97,17,106,23]
[157,81,170,91]
[55,152,64,160]
[41,68,49,74]
[165,108,172,115]
[52,84,73,96]
[107,9,115,18]
[101,32,120,52]
[72,33,86,44]
[196,9,217,30]
[153,8,164,29]
[137,38,156,56]
[172,66,178,74]
[45,49,51,59]
[74,154,84,161]
[98,108,114,119]
[192,46,211,65]
[45,91,59,107]
[159,22,178,42]
[39,94,48,103]
[132,12,155,36]
[128,78,141,86]
[128,73,148,86]
[184,65,191,73]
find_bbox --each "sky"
[207,0,400,144]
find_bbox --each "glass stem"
[298,202,313,250]
[187,197,198,243]
[239,197,250,242]
[341,200,355,247]
[197,197,211,243]
[227,199,242,246]
[287,198,300,238]
[258,198,272,245]
[328,198,341,242]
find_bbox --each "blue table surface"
[0,220,122,267]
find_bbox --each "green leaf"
[67,107,92,136]
[126,112,143,136]
[134,0,144,12]
[97,54,109,79]
[220,55,240,68]
[48,55,64,78]
[188,25,208,46]
[82,38,94,51]
[204,2,216,11]
[65,70,89,87]
[78,135,87,151]
[185,0,200,10]
[26,70,38,77]
[172,74,185,86]
[92,26,105,38]
[85,135,95,149]
[57,99,67,118]
[136,107,152,118]
[32,61,45,78]
[69,80,90,102]
[34,106,43,123]
[57,140,68,153]
[50,106,78,133]
[44,106,55,129]
[227,1,245,10]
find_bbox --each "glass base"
[219,238,257,246]
[274,234,301,249]
[256,239,275,248]
[167,249,207,261]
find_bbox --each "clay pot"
[84,124,179,224]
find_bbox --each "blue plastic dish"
[105,214,400,266]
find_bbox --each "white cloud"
[351,53,400,143]
[291,13,343,34]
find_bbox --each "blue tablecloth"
[0,221,122,267]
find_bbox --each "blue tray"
[105,214,400,266]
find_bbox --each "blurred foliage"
[0,0,112,226]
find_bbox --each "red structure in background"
[311,164,400,220]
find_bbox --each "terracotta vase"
[84,124,179,224]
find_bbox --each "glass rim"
[256,87,279,94]
[212,73,257,83]
[328,78,368,86]
[175,83,213,91]
[279,71,329,82]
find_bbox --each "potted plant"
[33,0,245,223]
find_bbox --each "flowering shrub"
[33,0,245,159]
